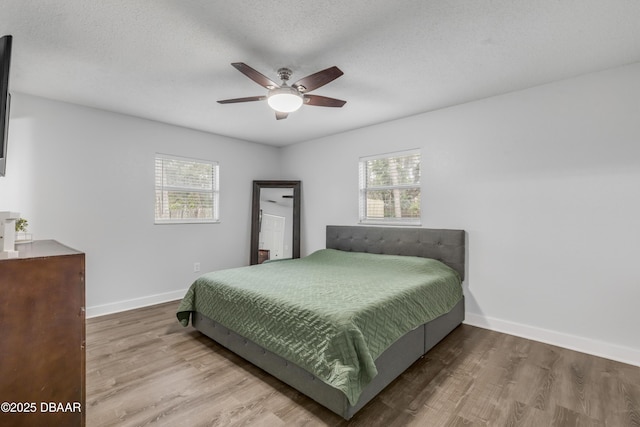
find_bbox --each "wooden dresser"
[0,240,85,427]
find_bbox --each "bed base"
[192,297,464,420]
[191,225,466,419]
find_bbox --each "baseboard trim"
[87,294,639,367]
[464,312,640,368]
[86,289,188,318]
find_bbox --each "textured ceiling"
[2,1,640,146]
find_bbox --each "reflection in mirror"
[250,181,300,265]
[259,187,293,260]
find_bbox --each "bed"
[176,225,466,420]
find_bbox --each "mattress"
[177,248,462,405]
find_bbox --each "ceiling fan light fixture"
[218,63,345,119]
[267,86,303,113]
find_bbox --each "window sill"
[359,219,422,227]
[154,220,220,225]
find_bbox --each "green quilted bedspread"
[176,249,462,405]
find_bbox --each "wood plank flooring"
[86,301,640,426]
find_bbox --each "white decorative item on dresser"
[0,211,20,258]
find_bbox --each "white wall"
[0,93,281,316]
[281,62,640,366]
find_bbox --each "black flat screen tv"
[0,35,13,177]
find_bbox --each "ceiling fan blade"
[292,66,343,93]
[217,96,266,104]
[275,111,288,120]
[231,62,280,89]
[304,94,346,108]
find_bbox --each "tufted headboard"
[326,225,466,280]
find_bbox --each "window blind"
[359,149,421,224]
[154,153,219,224]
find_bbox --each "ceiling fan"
[217,62,346,120]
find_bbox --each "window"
[359,149,421,225]
[155,153,219,224]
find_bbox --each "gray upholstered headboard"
[326,225,466,280]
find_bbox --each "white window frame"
[154,153,219,224]
[359,149,421,226]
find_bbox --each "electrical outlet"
[193,262,200,272]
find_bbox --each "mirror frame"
[250,180,301,265]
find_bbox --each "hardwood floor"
[86,302,640,426]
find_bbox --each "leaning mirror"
[250,180,301,265]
